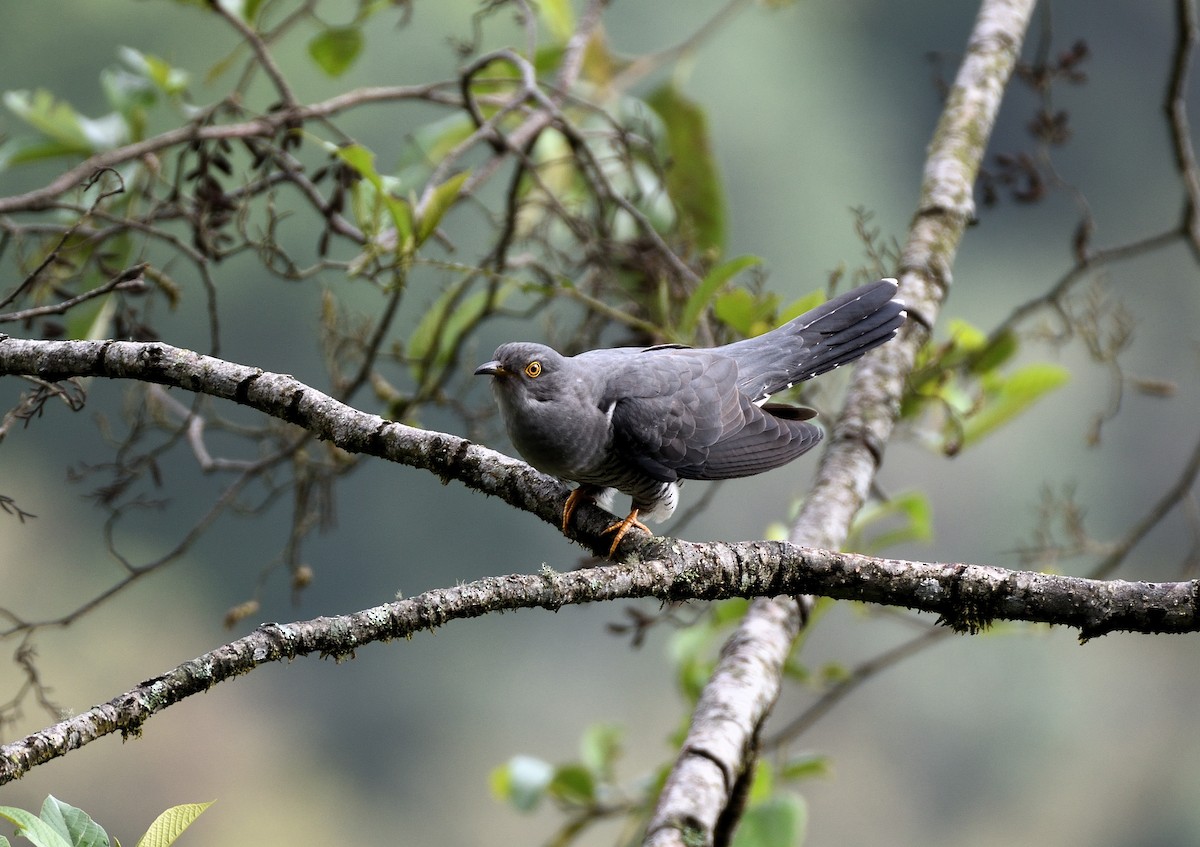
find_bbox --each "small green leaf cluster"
[491,713,824,847]
[0,796,211,847]
[1,48,188,170]
[903,319,1069,455]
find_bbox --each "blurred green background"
[2,1,1199,845]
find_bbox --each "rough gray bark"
[642,1,1040,844]
[0,533,1194,784]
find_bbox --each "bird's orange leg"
[602,509,653,556]
[561,489,587,533]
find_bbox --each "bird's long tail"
[722,278,906,402]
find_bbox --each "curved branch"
[0,335,637,557]
[1,533,1195,784]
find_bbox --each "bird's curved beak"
[474,360,508,377]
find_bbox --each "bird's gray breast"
[493,373,614,481]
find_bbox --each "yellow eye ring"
[524,361,542,378]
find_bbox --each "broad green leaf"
[0,137,89,170]
[5,90,128,153]
[747,761,775,805]
[946,318,986,355]
[731,794,807,847]
[209,0,260,20]
[134,802,213,847]
[40,796,109,847]
[967,328,1019,374]
[548,764,596,805]
[0,806,72,847]
[3,90,92,152]
[579,723,623,777]
[308,27,363,77]
[100,68,156,139]
[850,490,934,552]
[713,288,778,338]
[415,171,469,245]
[536,0,575,44]
[679,255,762,336]
[332,143,378,183]
[118,48,190,95]
[781,754,832,782]
[332,143,414,249]
[709,597,750,626]
[242,0,265,23]
[406,281,510,378]
[395,113,476,182]
[961,363,1070,446]
[490,755,554,812]
[646,83,726,255]
[64,293,117,341]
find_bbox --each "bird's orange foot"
[602,509,652,556]
[561,488,588,533]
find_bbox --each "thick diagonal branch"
[642,2,1038,845]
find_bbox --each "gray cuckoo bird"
[476,278,906,554]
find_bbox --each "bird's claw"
[602,509,652,556]
[561,491,651,555]
[561,489,585,533]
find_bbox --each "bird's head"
[475,342,569,407]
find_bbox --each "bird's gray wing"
[721,278,905,401]
[601,350,823,482]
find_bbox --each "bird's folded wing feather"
[604,352,823,482]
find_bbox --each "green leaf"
[732,794,808,847]
[0,137,88,170]
[579,723,623,777]
[490,755,554,812]
[709,597,750,626]
[0,806,72,847]
[64,293,117,341]
[961,363,1070,446]
[713,288,778,338]
[679,256,762,336]
[747,761,775,805]
[308,27,364,77]
[945,318,986,353]
[548,764,596,805]
[646,84,726,255]
[118,48,190,96]
[850,490,934,552]
[40,796,109,847]
[3,90,92,152]
[780,754,832,783]
[395,113,476,182]
[967,328,1019,374]
[134,802,212,847]
[407,280,509,379]
[535,0,575,44]
[332,143,414,250]
[415,171,469,246]
[196,0,262,21]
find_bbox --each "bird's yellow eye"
[524,361,542,378]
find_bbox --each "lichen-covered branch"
[643,1,1039,844]
[1,532,1194,784]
